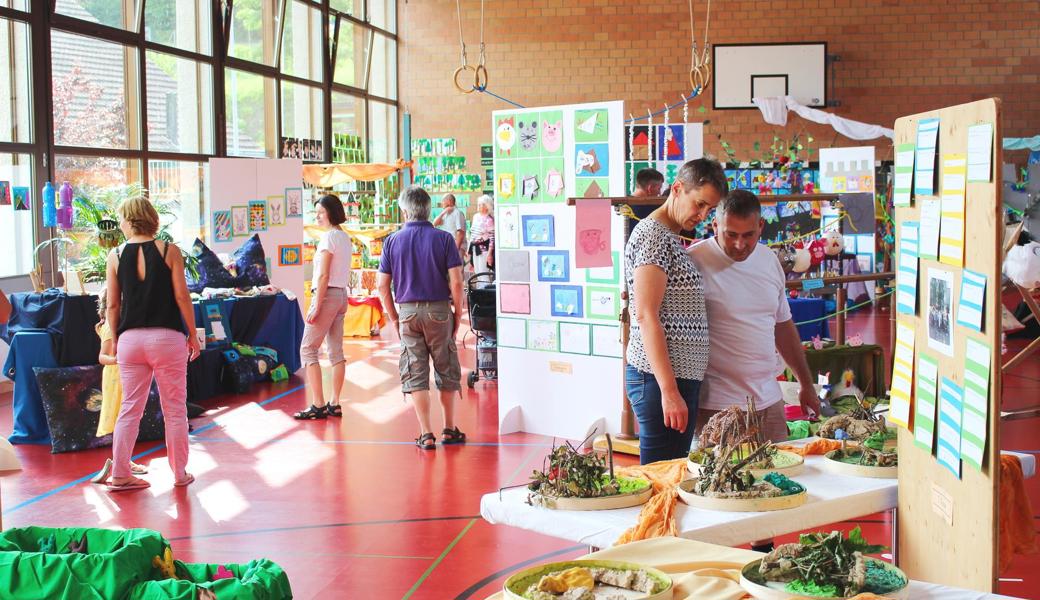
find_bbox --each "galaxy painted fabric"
[187,238,237,293]
[33,365,166,454]
[231,234,270,288]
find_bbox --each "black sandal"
[326,404,343,417]
[293,405,327,420]
[415,432,436,449]
[441,426,466,445]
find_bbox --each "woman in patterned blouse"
[625,158,728,464]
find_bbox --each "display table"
[191,293,304,374]
[787,296,830,341]
[1,290,100,366]
[344,296,384,337]
[482,536,1022,600]
[2,331,59,445]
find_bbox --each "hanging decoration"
[688,0,712,91]
[452,0,488,93]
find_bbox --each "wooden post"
[834,285,847,344]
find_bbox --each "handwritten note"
[961,338,991,471]
[889,320,916,429]
[894,143,915,206]
[939,154,967,267]
[967,123,994,183]
[919,198,942,261]
[914,353,939,451]
[896,221,919,315]
[915,118,940,196]
[937,377,964,479]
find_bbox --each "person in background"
[469,195,495,275]
[105,198,200,491]
[377,186,466,450]
[625,158,727,465]
[432,193,467,264]
[626,168,666,241]
[295,195,352,420]
[0,289,9,324]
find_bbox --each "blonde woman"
[468,195,495,275]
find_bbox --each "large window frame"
[0,0,397,280]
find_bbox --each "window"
[368,100,397,163]
[0,153,34,278]
[228,0,281,67]
[51,30,140,150]
[331,91,365,162]
[333,21,370,88]
[0,1,29,11]
[146,51,215,154]
[53,155,142,266]
[369,0,397,33]
[369,32,397,100]
[56,0,141,31]
[281,81,325,156]
[329,0,363,18]
[145,0,213,55]
[0,18,32,144]
[148,160,207,246]
[225,69,275,158]
[281,1,323,82]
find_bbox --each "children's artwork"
[586,286,619,320]
[521,175,539,200]
[656,125,685,161]
[626,125,650,161]
[896,221,919,315]
[574,109,608,143]
[545,169,564,198]
[278,244,302,266]
[537,250,570,282]
[927,268,954,357]
[541,116,563,154]
[575,144,610,177]
[231,205,249,237]
[956,270,987,332]
[576,179,607,198]
[966,123,993,182]
[575,198,612,268]
[937,376,964,478]
[938,154,967,267]
[285,187,303,218]
[559,322,591,355]
[550,285,583,318]
[516,118,540,158]
[212,210,232,242]
[500,283,531,314]
[586,251,620,284]
[914,118,940,195]
[591,324,623,358]
[527,320,559,352]
[918,198,941,261]
[248,200,268,232]
[0,181,9,206]
[495,115,517,157]
[522,215,555,247]
[499,205,520,248]
[267,195,285,226]
[914,353,939,451]
[498,317,527,348]
[497,172,515,199]
[12,186,29,211]
[888,320,915,429]
[497,250,530,282]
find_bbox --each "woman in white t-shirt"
[295,195,352,420]
[469,195,495,275]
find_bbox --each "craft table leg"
[618,209,637,441]
[891,507,899,565]
[835,286,847,345]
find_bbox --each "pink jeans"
[113,328,189,479]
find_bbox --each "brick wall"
[398,0,1040,175]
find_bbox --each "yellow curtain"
[301,160,413,187]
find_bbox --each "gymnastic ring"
[690,68,707,92]
[453,65,477,94]
[474,65,489,91]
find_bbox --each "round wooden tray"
[738,557,909,599]
[677,478,807,512]
[529,479,653,511]
[504,559,673,600]
[821,450,898,479]
[687,449,804,480]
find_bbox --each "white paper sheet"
[967,123,994,182]
[919,198,942,261]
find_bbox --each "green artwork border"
[526,319,560,353]
[558,321,592,356]
[591,324,623,358]
[585,251,620,284]
[585,285,620,320]
[498,317,528,349]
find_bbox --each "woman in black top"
[103,198,200,492]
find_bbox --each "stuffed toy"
[792,244,812,273]
[153,547,179,579]
[823,230,844,256]
[808,238,827,266]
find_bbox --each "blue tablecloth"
[1,290,100,367]
[3,331,57,444]
[191,294,304,374]
[788,297,830,341]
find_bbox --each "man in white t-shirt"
[688,189,819,443]
[432,194,467,263]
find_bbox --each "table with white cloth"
[482,536,1023,600]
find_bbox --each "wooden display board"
[893,99,1002,591]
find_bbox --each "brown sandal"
[415,432,436,449]
[441,427,466,445]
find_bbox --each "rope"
[793,291,893,326]
[454,0,467,65]
[477,88,524,108]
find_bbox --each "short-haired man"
[626,168,666,241]
[688,189,820,440]
[377,186,467,450]
[432,193,467,264]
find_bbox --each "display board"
[493,101,626,440]
[892,99,1002,591]
[208,158,306,304]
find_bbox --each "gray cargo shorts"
[397,301,461,393]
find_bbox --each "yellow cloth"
[301,160,412,187]
[614,458,688,544]
[96,322,122,437]
[343,303,385,337]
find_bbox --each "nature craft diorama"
[822,431,898,479]
[739,528,909,599]
[503,560,672,600]
[687,399,804,479]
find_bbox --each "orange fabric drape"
[614,458,688,544]
[1000,454,1038,573]
[301,160,412,187]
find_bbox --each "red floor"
[1,305,1038,599]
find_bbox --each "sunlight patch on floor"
[196,479,249,523]
[208,402,299,450]
[254,429,335,488]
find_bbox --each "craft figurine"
[808,238,827,266]
[823,230,844,256]
[213,565,235,581]
[792,245,812,273]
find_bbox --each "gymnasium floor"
[1,306,1038,599]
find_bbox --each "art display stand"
[892,98,1003,591]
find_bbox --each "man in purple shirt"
[377,186,467,450]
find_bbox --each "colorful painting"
[574,109,609,143]
[522,215,555,247]
[495,114,518,158]
[537,250,570,282]
[278,244,302,266]
[656,125,685,161]
[285,188,303,218]
[550,285,583,318]
[575,143,610,177]
[12,186,29,211]
[0,181,10,206]
[540,110,564,156]
[268,195,285,226]
[248,200,268,232]
[213,210,232,242]
[231,205,249,236]
[626,126,650,161]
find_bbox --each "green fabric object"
[270,364,289,382]
[786,420,812,440]
[233,343,257,357]
[129,559,293,600]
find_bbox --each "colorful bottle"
[58,182,74,230]
[42,181,56,227]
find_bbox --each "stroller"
[465,271,497,388]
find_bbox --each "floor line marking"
[167,515,480,542]
[507,445,545,486]
[402,518,477,600]
[188,436,554,448]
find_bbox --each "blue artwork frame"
[550,285,584,318]
[537,250,570,282]
[521,214,555,247]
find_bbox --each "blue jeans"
[625,364,701,465]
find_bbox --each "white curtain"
[752,96,895,140]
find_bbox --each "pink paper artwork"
[575,198,612,268]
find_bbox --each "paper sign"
[956,269,987,331]
[889,321,916,429]
[967,123,994,182]
[914,118,940,195]
[575,198,612,268]
[914,353,939,451]
[931,483,954,526]
[896,222,919,315]
[894,143,915,206]
[937,377,964,478]
[802,278,824,291]
[919,198,941,261]
[938,154,967,267]
[549,361,573,374]
[961,338,991,471]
